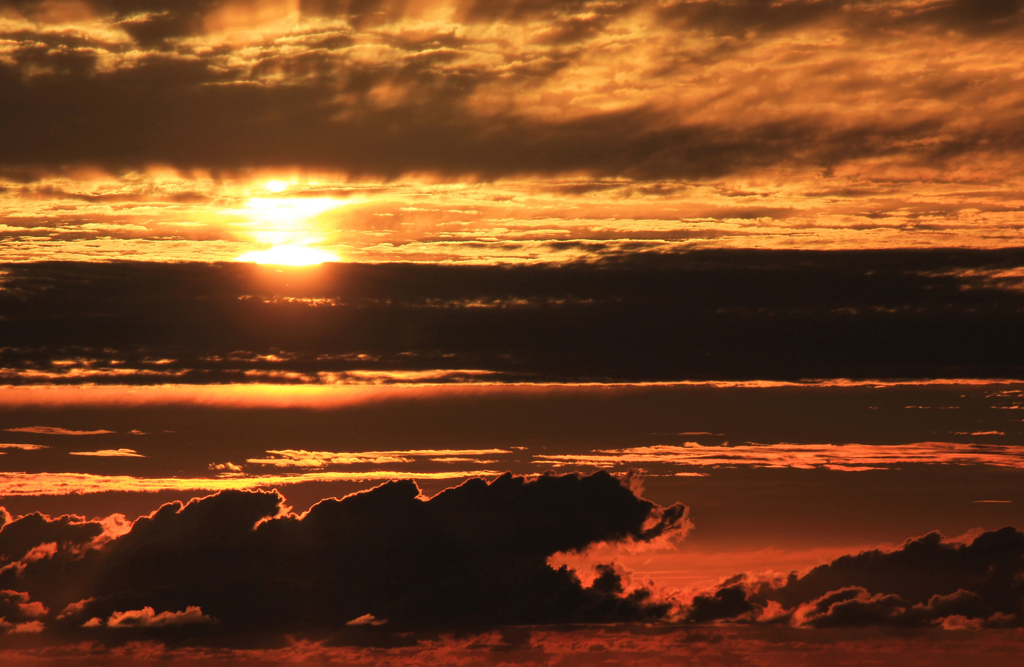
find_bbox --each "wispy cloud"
[0,470,504,496]
[5,427,115,435]
[535,442,1024,471]
[68,449,144,458]
[247,449,512,468]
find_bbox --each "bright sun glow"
[240,197,344,223]
[264,180,289,193]
[237,245,340,266]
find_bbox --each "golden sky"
[2,2,1024,662]
[3,0,1024,262]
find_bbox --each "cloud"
[658,0,1024,38]
[0,469,505,496]
[106,606,217,628]
[68,449,144,457]
[5,427,115,435]
[6,0,1024,268]
[0,472,686,642]
[683,527,1024,629]
[209,462,243,472]
[536,442,1024,471]
[346,613,387,626]
[0,252,1023,386]
[247,448,511,467]
[1,0,1022,185]
[0,510,107,563]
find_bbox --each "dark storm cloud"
[2,249,1024,384]
[0,472,685,644]
[686,527,1024,628]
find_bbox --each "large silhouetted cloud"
[684,527,1024,628]
[0,471,686,644]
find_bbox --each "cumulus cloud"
[0,471,686,642]
[683,527,1024,629]
[0,511,107,563]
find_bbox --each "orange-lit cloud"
[0,469,504,496]
[104,606,217,629]
[5,426,115,435]
[247,448,511,467]
[69,448,144,458]
[0,378,1017,408]
[535,442,1024,471]
[3,1,1024,263]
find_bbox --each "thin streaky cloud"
[69,449,145,458]
[0,470,505,496]
[5,427,116,435]
[247,448,513,467]
[535,442,1024,470]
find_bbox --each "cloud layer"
[0,471,686,643]
[3,0,1024,261]
[1,252,1023,384]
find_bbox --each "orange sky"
[3,0,1024,262]
[3,0,1024,661]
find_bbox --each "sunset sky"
[2,0,1024,664]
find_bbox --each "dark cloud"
[0,511,106,563]
[2,0,1022,184]
[658,0,845,37]
[906,0,1024,34]
[1,249,1024,384]
[659,0,1024,37]
[0,36,1014,179]
[684,583,755,623]
[687,526,1024,628]
[0,472,685,644]
[0,56,781,179]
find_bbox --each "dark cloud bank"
[2,249,1024,383]
[0,471,1021,648]
[690,527,1024,630]
[0,472,686,646]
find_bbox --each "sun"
[236,245,340,266]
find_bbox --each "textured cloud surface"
[3,0,1024,261]
[2,251,1023,384]
[0,472,686,643]
[686,527,1024,629]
